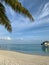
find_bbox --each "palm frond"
[4,0,34,21]
[0,3,12,32]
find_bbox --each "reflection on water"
[42,46,49,53]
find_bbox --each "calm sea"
[0,40,49,56]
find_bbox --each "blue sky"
[0,0,49,40]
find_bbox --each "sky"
[0,0,49,41]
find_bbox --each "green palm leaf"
[0,3,12,32]
[4,0,34,21]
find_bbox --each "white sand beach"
[0,50,49,65]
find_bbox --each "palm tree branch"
[0,3,12,32]
[4,0,34,21]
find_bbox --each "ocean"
[0,40,49,56]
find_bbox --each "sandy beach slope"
[0,50,49,65]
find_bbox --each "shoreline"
[0,50,49,65]
[0,49,48,56]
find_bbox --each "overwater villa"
[41,41,49,47]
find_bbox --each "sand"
[0,50,49,65]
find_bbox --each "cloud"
[39,2,49,19]
[0,36,11,40]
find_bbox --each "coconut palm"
[0,0,34,32]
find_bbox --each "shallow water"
[0,40,49,56]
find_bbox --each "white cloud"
[0,36,11,40]
[12,20,34,31]
[39,2,49,19]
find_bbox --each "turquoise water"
[0,40,49,56]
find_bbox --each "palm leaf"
[4,0,34,21]
[0,3,12,32]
